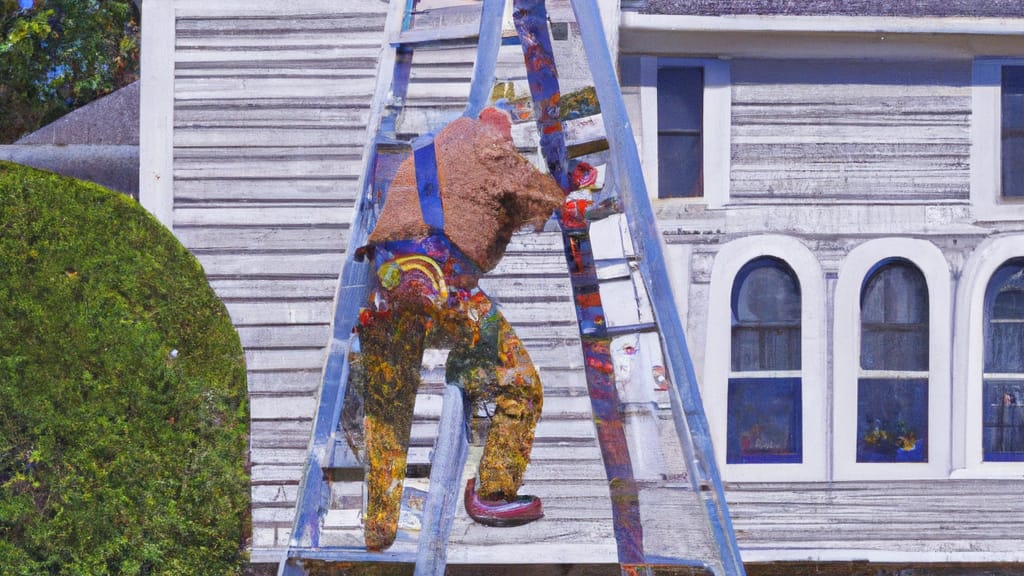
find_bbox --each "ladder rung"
[392,23,480,46]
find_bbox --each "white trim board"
[622,13,1024,37]
[138,0,174,229]
[705,235,828,482]
[832,238,952,480]
[971,58,1024,222]
[638,56,730,209]
[956,234,1024,477]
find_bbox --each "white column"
[138,0,175,229]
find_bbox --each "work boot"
[464,478,544,527]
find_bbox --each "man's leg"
[477,313,544,500]
[359,309,427,550]
[446,302,544,498]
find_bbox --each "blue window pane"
[985,260,1024,373]
[1002,135,1024,198]
[657,66,703,199]
[727,378,802,464]
[983,380,1024,461]
[1002,67,1024,198]
[658,67,703,132]
[856,378,928,463]
[731,258,801,372]
[860,261,929,371]
[733,259,801,324]
[731,327,801,372]
[658,133,702,198]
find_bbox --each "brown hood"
[368,114,565,272]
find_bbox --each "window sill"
[950,465,1024,479]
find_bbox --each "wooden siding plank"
[175,105,371,126]
[248,370,322,396]
[194,253,342,278]
[224,301,334,326]
[174,1,387,17]
[174,77,378,101]
[237,325,332,349]
[174,206,353,227]
[245,348,327,372]
[176,227,348,252]
[174,178,357,203]
[173,158,363,180]
[174,127,368,148]
[176,15,386,35]
[207,278,339,301]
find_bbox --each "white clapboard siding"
[730,59,971,201]
[171,1,389,557]
[726,480,1024,558]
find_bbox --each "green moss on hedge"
[0,161,249,575]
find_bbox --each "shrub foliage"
[0,161,249,575]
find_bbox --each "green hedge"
[0,162,250,575]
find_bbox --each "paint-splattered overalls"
[355,231,544,550]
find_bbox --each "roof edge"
[622,13,1024,37]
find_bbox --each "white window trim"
[971,58,1024,222]
[705,235,827,482]
[138,0,175,229]
[639,56,730,208]
[833,238,951,480]
[952,235,1024,478]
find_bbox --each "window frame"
[855,259,931,465]
[955,235,1024,477]
[639,56,731,208]
[971,58,1024,220]
[727,257,804,465]
[705,235,826,482]
[833,238,951,480]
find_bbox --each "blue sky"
[19,0,33,9]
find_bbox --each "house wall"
[621,26,1024,564]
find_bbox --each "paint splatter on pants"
[354,254,543,551]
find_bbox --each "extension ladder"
[278,1,745,574]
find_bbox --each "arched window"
[727,257,802,464]
[983,259,1024,462]
[856,260,929,463]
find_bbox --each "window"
[856,260,929,464]
[1002,67,1024,199]
[727,257,802,464]
[705,236,826,481]
[970,59,1024,219]
[657,67,704,198]
[960,237,1024,475]
[834,238,951,480]
[629,56,730,208]
[983,259,1024,462]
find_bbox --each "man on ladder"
[353,107,564,550]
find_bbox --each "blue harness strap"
[412,134,445,234]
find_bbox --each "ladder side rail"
[465,0,506,118]
[513,1,651,571]
[284,0,505,569]
[409,4,504,571]
[569,1,746,575]
[413,385,471,576]
[282,0,413,557]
